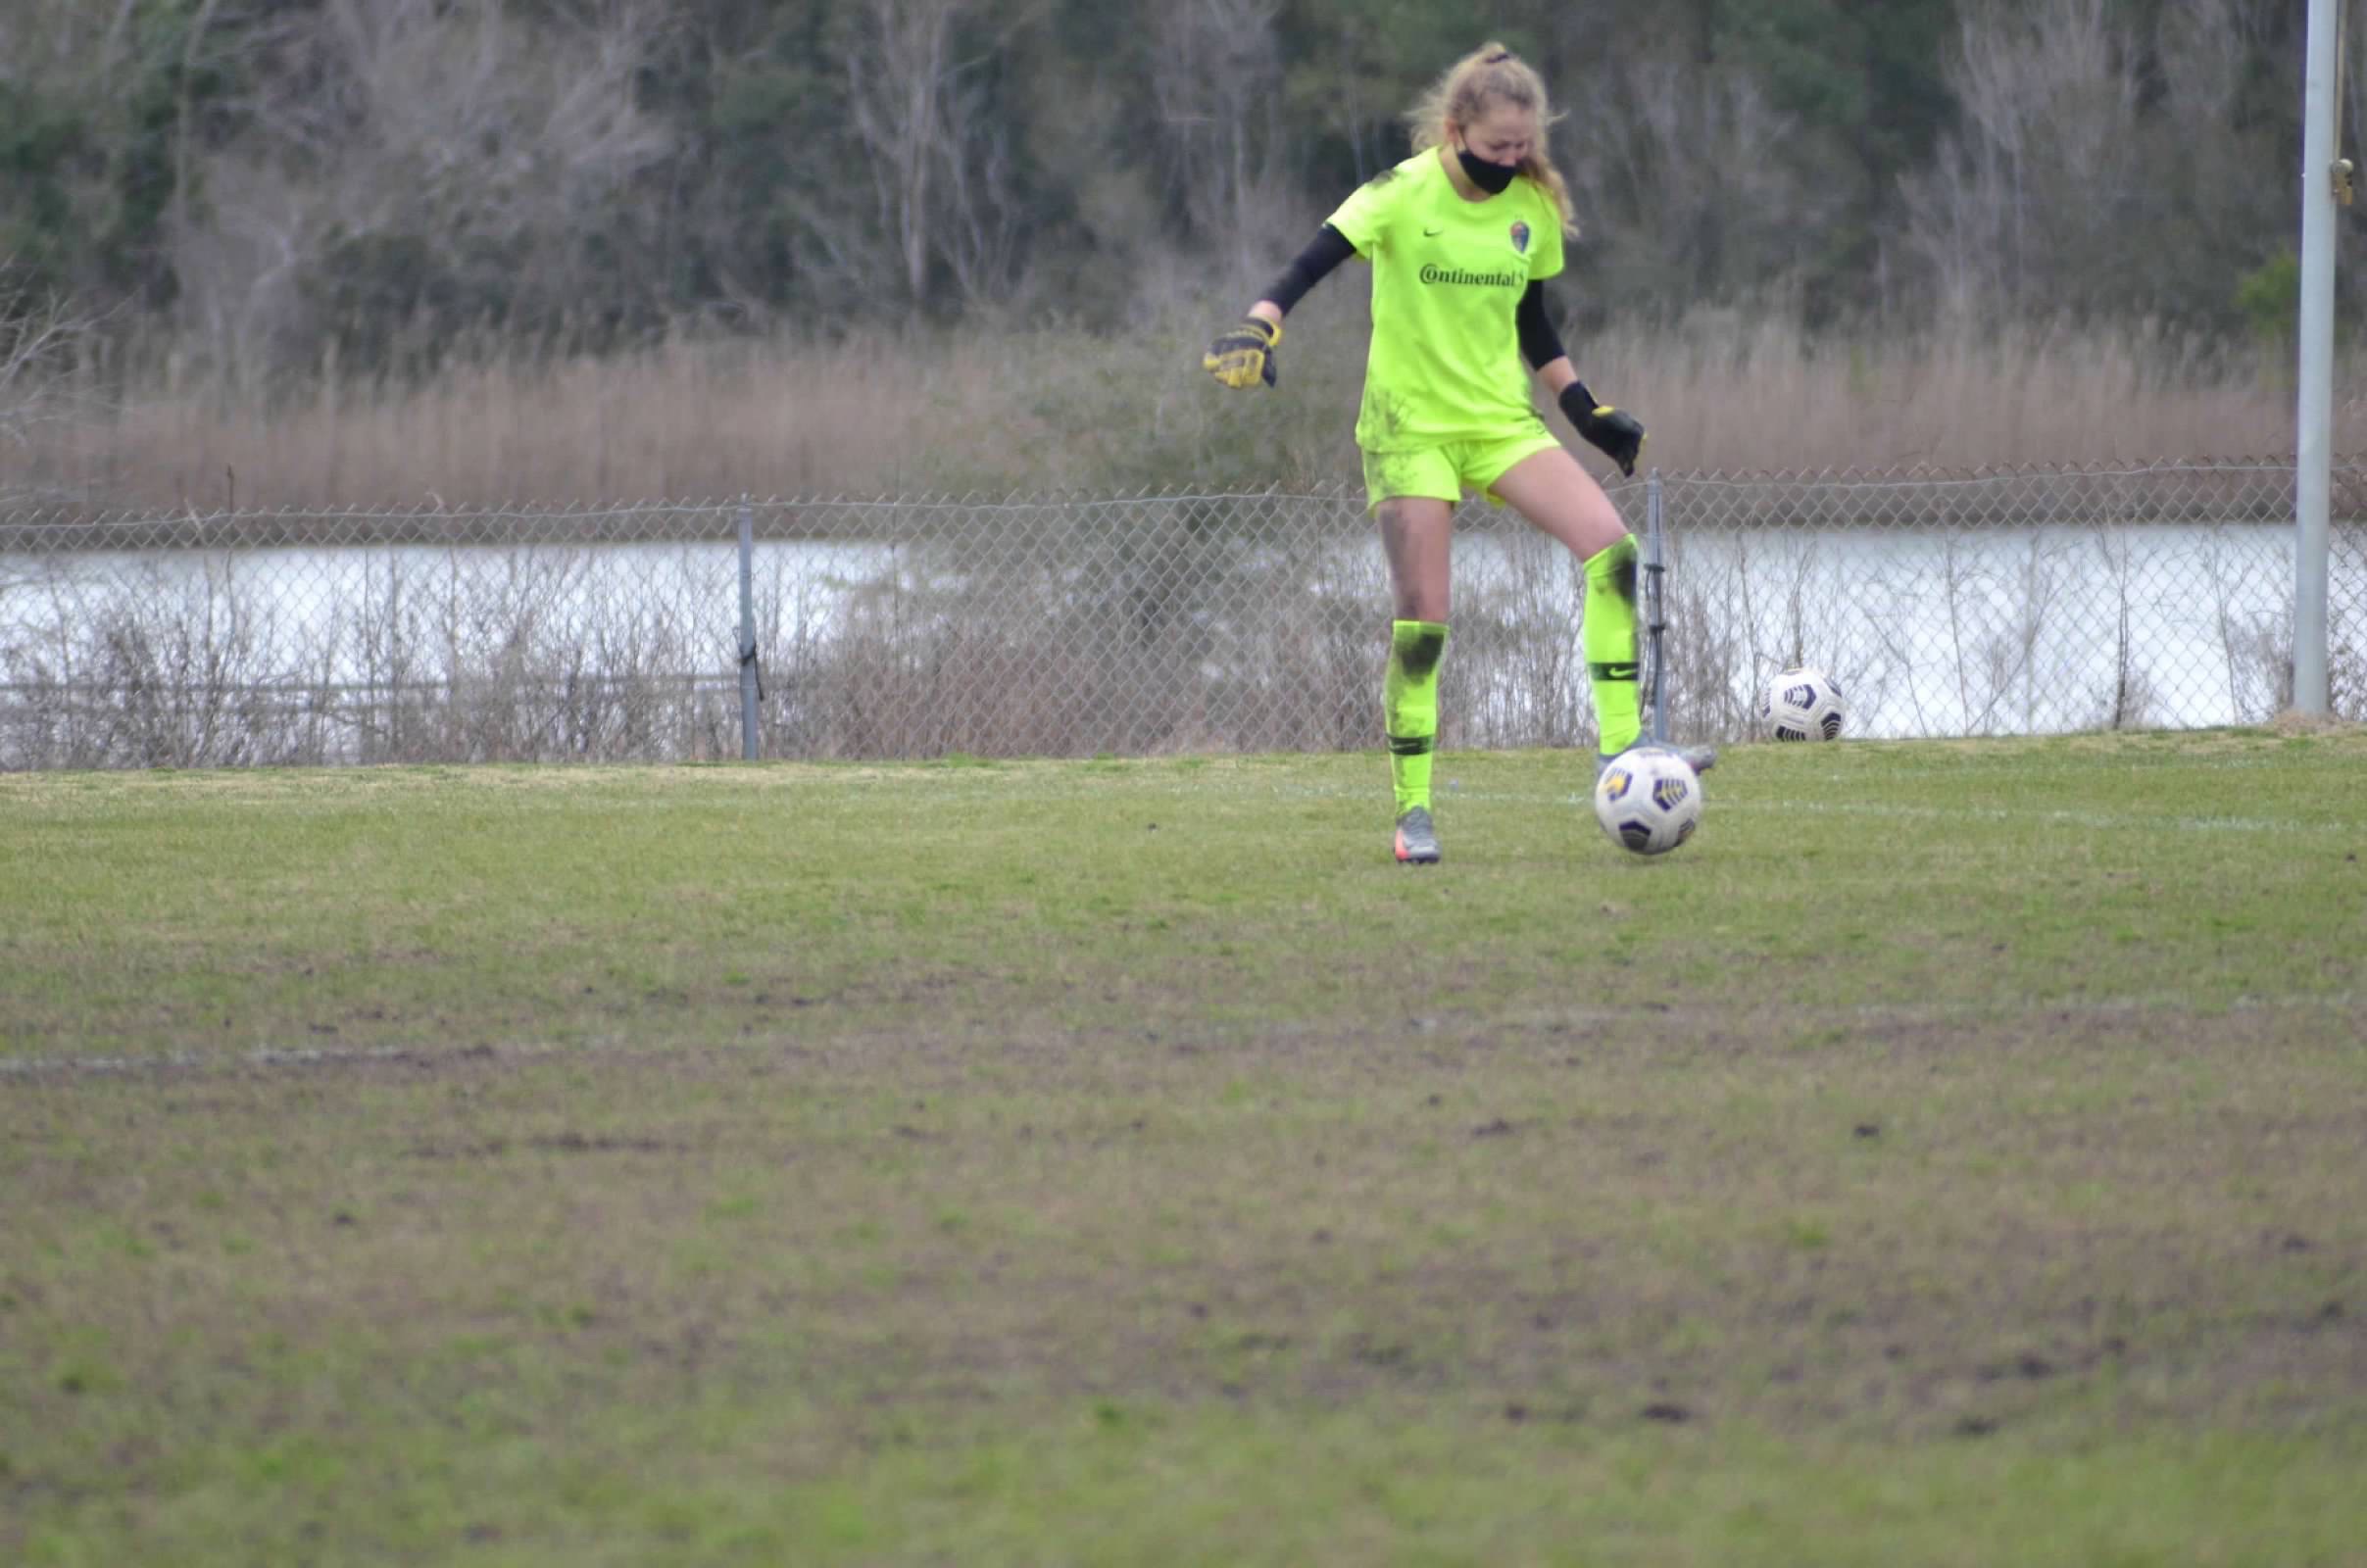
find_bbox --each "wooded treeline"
[1,0,2355,381]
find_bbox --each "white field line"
[1265,779,2351,836]
[1710,797,2342,835]
[3,989,2359,1080]
[0,1039,605,1080]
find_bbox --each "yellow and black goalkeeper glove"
[1204,316,1281,389]
[1558,380,1646,476]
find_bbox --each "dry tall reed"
[11,312,2353,511]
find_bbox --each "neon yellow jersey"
[1325,150,1566,451]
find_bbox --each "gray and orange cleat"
[1597,742,1717,778]
[1393,806,1441,865]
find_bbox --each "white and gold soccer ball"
[1760,665,1846,741]
[1592,747,1703,857]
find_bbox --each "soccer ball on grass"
[1760,666,1845,741]
[1592,746,1702,857]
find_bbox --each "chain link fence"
[2,460,2360,768]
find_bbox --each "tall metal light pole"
[2294,0,2345,715]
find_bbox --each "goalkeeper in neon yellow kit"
[1205,41,1712,865]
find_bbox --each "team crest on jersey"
[1509,220,1531,255]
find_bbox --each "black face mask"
[1456,146,1519,195]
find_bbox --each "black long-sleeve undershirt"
[1258,224,1357,315]
[1259,224,1571,372]
[1515,280,1566,372]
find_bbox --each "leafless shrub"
[1442,524,1591,752]
[0,551,329,767]
[340,544,734,763]
[2337,524,2367,721]
[2232,618,2294,722]
[1656,567,1755,743]
[767,495,1386,759]
[0,539,745,767]
[2089,530,2157,731]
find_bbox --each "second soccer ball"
[1761,666,1846,741]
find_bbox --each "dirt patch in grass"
[2266,709,2364,737]
[7,997,2360,1464]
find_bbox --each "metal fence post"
[2294,0,2342,714]
[737,499,760,760]
[384,549,401,760]
[1644,468,1669,743]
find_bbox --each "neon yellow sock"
[1583,537,1642,756]
[1385,619,1449,815]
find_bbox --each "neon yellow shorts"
[1360,426,1563,514]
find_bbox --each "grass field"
[4,730,2364,1565]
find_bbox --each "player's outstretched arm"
[1202,224,1357,390]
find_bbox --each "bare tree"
[0,268,101,508]
[2159,0,2259,124]
[171,0,673,370]
[1151,0,1293,281]
[844,0,968,304]
[1567,50,1842,313]
[834,0,1040,309]
[1903,0,2143,319]
[931,59,1028,307]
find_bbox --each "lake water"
[0,521,2348,748]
